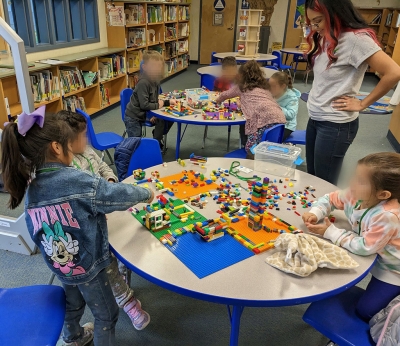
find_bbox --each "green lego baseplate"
[131,199,208,240]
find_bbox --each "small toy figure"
[133,169,146,180]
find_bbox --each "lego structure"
[163,101,197,117]
[202,98,242,121]
[133,169,146,180]
[248,178,269,231]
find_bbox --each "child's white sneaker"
[59,322,94,346]
[124,298,150,330]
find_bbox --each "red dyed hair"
[305,0,380,68]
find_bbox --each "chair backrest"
[272,51,282,69]
[200,73,216,91]
[120,88,133,122]
[210,62,221,66]
[261,124,284,143]
[126,138,163,175]
[76,109,99,148]
[211,51,218,64]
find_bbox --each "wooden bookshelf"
[237,9,263,58]
[357,7,400,68]
[0,48,127,127]
[106,1,190,88]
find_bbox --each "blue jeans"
[356,276,400,321]
[306,118,359,185]
[62,268,119,346]
[124,117,142,137]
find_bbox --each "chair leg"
[48,273,56,285]
[202,126,208,149]
[100,151,105,161]
[305,71,310,86]
[105,149,114,165]
[227,126,231,152]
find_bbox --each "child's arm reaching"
[309,212,400,256]
[92,177,154,215]
[306,190,350,222]
[216,85,241,103]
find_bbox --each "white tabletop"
[197,65,276,79]
[213,52,277,62]
[108,158,375,306]
[280,48,306,55]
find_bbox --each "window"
[3,0,100,52]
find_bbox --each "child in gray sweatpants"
[58,110,150,331]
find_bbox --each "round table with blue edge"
[107,158,376,346]
[149,103,246,160]
[213,52,278,63]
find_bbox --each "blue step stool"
[0,285,66,346]
[284,130,306,145]
[303,286,376,346]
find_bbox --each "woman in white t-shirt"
[305,0,400,185]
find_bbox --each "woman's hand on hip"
[332,96,364,112]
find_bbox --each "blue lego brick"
[167,232,254,279]
[166,190,175,196]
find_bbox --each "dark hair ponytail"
[1,112,73,209]
[1,122,30,209]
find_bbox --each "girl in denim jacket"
[1,108,153,346]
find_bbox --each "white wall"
[268,0,289,50]
[0,0,108,61]
[189,0,200,61]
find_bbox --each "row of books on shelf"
[148,5,163,23]
[165,26,177,40]
[30,70,60,103]
[128,28,146,48]
[127,50,143,70]
[164,6,177,21]
[179,6,189,20]
[165,54,188,75]
[98,55,126,81]
[165,41,178,59]
[125,4,146,25]
[178,23,189,37]
[63,96,86,113]
[386,12,400,27]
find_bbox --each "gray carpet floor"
[0,64,393,345]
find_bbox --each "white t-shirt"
[308,31,381,123]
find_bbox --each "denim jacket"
[25,162,151,285]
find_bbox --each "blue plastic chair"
[126,138,163,176]
[120,88,155,138]
[224,124,285,159]
[284,130,306,145]
[303,286,376,346]
[0,285,65,346]
[272,51,292,76]
[76,109,123,164]
[211,51,218,64]
[200,73,216,91]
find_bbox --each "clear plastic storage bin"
[254,142,302,178]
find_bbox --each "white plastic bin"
[254,142,302,178]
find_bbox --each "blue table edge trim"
[148,110,246,126]
[110,244,377,307]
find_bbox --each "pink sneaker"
[124,298,150,331]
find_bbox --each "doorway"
[199,0,238,64]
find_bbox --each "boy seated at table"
[213,56,247,147]
[124,50,176,149]
[213,56,237,92]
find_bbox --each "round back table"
[108,158,376,346]
[149,103,246,159]
[197,65,277,79]
[213,52,277,63]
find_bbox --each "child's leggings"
[356,275,400,321]
[62,268,119,346]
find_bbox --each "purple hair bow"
[17,106,46,136]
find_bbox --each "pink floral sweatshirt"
[216,86,285,135]
[310,189,400,286]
